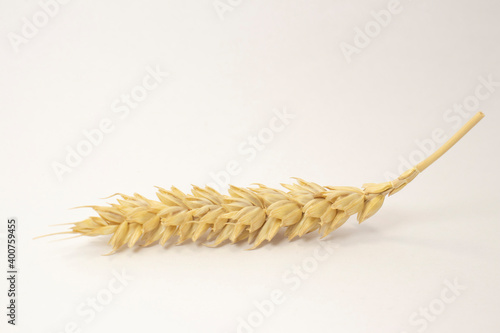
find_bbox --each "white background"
[1,0,499,332]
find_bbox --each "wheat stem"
[38,112,485,253]
[416,112,484,172]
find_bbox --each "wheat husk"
[38,112,485,254]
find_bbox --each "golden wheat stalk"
[39,112,485,254]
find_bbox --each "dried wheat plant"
[39,112,485,254]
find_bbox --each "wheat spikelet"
[39,112,485,254]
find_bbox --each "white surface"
[1,1,499,332]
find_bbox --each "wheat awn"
[38,112,485,254]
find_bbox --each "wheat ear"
[39,112,485,254]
